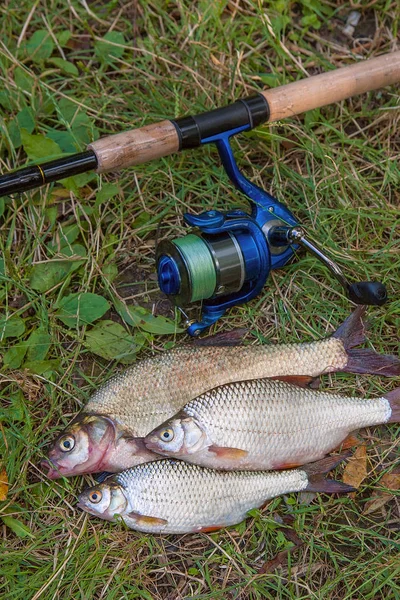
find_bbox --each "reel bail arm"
[269,226,387,306]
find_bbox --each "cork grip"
[262,51,400,122]
[89,120,179,173]
[89,52,400,173]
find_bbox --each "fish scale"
[77,456,354,534]
[43,308,400,478]
[146,379,393,470]
[97,459,308,533]
[85,339,347,436]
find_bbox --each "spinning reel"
[156,126,387,336]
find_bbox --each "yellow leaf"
[0,468,8,501]
[343,445,367,491]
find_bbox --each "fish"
[77,454,354,534]
[42,307,400,478]
[144,380,400,471]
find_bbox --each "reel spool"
[156,126,388,336]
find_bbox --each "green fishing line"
[173,235,216,302]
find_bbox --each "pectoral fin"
[127,512,168,528]
[209,445,248,461]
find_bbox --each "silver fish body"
[145,379,397,470]
[43,308,400,478]
[77,456,352,534]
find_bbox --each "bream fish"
[77,455,353,534]
[43,307,400,478]
[145,379,400,471]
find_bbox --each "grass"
[0,0,399,598]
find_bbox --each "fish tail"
[343,348,400,377]
[303,453,355,494]
[385,387,400,423]
[332,306,367,349]
[332,307,400,377]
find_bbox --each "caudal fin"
[344,348,400,377]
[385,387,400,423]
[332,307,400,377]
[332,306,367,349]
[303,453,355,494]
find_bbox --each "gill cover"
[145,414,207,456]
[44,414,116,478]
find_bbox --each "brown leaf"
[343,445,367,493]
[0,468,8,501]
[363,471,400,515]
[258,544,303,574]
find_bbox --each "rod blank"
[1,51,399,196]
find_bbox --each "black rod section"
[0,150,98,196]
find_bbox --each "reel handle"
[269,226,387,306]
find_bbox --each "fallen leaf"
[0,468,8,501]
[343,445,367,495]
[363,470,400,515]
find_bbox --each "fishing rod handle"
[89,51,400,173]
[261,50,400,121]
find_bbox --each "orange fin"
[209,445,248,461]
[128,512,168,527]
[335,433,360,451]
[274,461,304,470]
[197,524,224,533]
[270,375,319,389]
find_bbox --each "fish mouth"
[40,459,66,480]
[144,438,165,453]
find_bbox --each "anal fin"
[197,524,224,533]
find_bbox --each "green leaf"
[14,67,34,94]
[21,129,62,162]
[95,183,120,207]
[114,298,183,334]
[55,293,110,327]
[26,30,54,61]
[48,224,80,252]
[50,58,79,76]
[23,360,60,375]
[16,107,35,134]
[1,515,35,539]
[84,320,141,360]
[102,261,118,284]
[0,315,25,339]
[29,261,75,292]
[57,31,71,47]
[3,342,28,369]
[94,31,126,64]
[25,327,51,362]
[0,393,25,421]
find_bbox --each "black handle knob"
[347,281,388,306]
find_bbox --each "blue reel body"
[156,125,298,335]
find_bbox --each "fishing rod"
[1,52,400,334]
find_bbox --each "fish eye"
[89,490,102,504]
[59,435,75,452]
[160,428,174,442]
